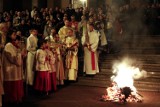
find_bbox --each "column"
[87,0,97,8]
[106,0,112,5]
[22,0,32,10]
[47,0,60,8]
[0,0,3,12]
[32,0,39,8]
[47,0,54,8]
[61,0,70,8]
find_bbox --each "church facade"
[0,0,110,12]
[0,0,157,12]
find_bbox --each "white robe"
[81,30,99,75]
[26,34,38,85]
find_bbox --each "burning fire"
[101,57,147,103]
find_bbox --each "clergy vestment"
[45,49,57,91]
[34,49,51,92]
[64,36,79,80]
[26,34,38,85]
[2,43,24,103]
[45,36,65,85]
[0,31,5,106]
[58,26,70,42]
[81,30,99,75]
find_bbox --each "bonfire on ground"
[100,57,146,103]
[101,82,143,103]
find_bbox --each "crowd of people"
[118,2,160,35]
[0,2,160,107]
[0,5,111,107]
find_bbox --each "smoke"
[106,1,160,56]
[112,57,147,81]
[133,69,147,79]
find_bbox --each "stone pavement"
[4,85,160,107]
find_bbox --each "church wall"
[1,0,153,12]
[0,0,3,12]
[60,0,70,9]
[7,0,23,11]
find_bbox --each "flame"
[111,57,147,92]
[101,57,145,103]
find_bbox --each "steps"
[75,66,160,92]
[74,35,160,92]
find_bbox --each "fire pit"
[101,58,146,103]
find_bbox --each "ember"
[101,58,146,103]
[101,82,143,103]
